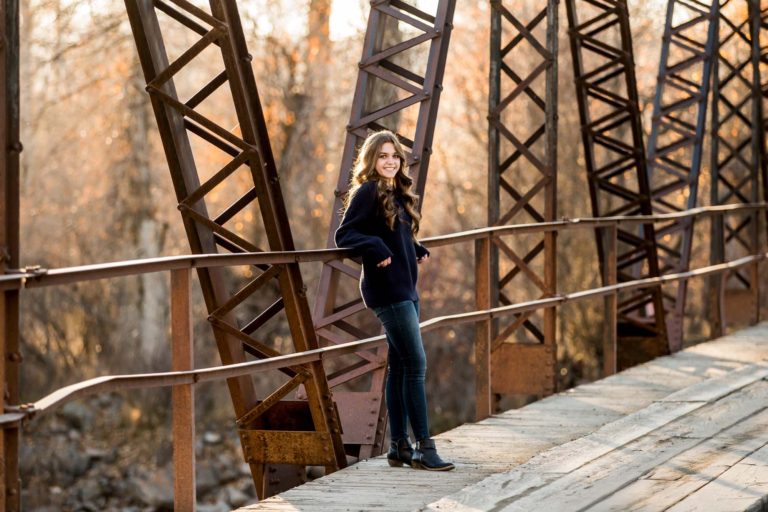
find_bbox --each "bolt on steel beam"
[124,0,345,498]
[564,0,669,368]
[487,0,558,398]
[646,0,719,350]
[1,0,21,509]
[313,0,456,460]
[709,0,763,334]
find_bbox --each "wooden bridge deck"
[237,322,768,511]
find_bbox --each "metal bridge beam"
[757,1,768,245]
[124,0,345,498]
[710,0,764,334]
[564,0,668,368]
[0,1,20,509]
[486,0,558,403]
[647,0,719,350]
[312,0,456,459]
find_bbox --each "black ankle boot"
[387,438,414,467]
[412,438,455,471]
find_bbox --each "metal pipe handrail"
[1,202,766,292]
[5,249,764,427]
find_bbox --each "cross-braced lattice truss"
[710,0,764,333]
[759,1,768,230]
[124,0,346,498]
[647,0,719,350]
[313,0,456,460]
[487,0,558,397]
[565,0,669,367]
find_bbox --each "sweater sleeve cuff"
[414,242,430,259]
[364,241,394,265]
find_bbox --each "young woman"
[334,130,454,471]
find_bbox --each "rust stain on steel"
[170,268,196,511]
[474,237,492,421]
[240,431,337,467]
[491,343,556,396]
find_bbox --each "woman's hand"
[417,254,429,264]
[377,257,392,267]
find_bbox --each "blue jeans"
[371,299,430,442]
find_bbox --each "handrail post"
[602,225,617,376]
[709,209,725,338]
[171,268,195,511]
[717,270,728,336]
[474,235,492,420]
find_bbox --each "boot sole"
[411,461,455,471]
[387,458,412,468]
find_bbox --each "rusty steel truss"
[1,1,21,509]
[313,0,456,460]
[3,0,768,507]
[750,0,768,252]
[709,0,764,334]
[646,0,719,350]
[564,0,668,368]
[124,0,346,498]
[485,0,558,403]
[759,1,768,235]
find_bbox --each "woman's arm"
[334,182,393,265]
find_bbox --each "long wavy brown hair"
[340,130,422,240]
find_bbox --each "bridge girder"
[124,0,346,498]
[564,0,669,369]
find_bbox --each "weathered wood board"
[236,322,768,512]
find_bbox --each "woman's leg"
[374,299,453,471]
[374,300,429,441]
[384,332,409,441]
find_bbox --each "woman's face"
[374,142,401,184]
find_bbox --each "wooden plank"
[658,362,768,402]
[426,380,768,511]
[685,323,768,362]
[665,442,768,512]
[424,402,703,511]
[588,409,768,511]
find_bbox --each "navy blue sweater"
[334,180,430,309]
